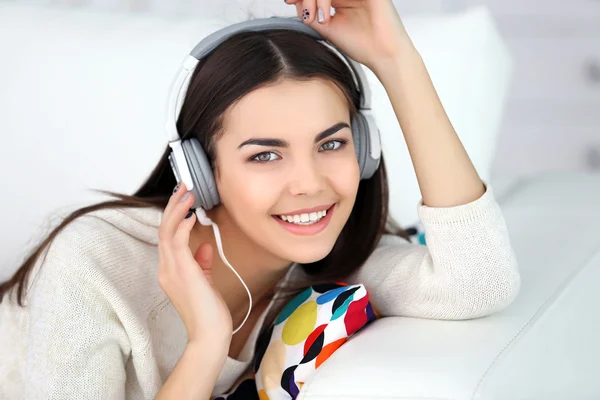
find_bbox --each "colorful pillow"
[405,224,427,245]
[213,282,378,399]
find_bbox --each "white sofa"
[300,171,600,399]
[1,3,599,399]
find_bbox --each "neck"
[188,206,292,322]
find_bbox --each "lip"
[276,203,335,216]
[272,204,335,236]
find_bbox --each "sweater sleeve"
[347,183,521,320]
[25,235,131,399]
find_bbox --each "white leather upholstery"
[300,172,600,400]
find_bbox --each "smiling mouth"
[274,205,334,225]
[271,204,336,236]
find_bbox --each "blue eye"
[251,152,280,163]
[319,139,347,151]
[249,139,347,164]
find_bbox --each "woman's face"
[213,78,360,264]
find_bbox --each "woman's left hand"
[285,0,411,72]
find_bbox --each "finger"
[315,0,332,24]
[294,2,302,19]
[170,210,212,287]
[194,243,215,286]
[172,209,197,253]
[300,0,316,24]
[194,242,214,271]
[163,181,191,221]
[330,0,360,8]
[159,183,195,242]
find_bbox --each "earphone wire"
[194,207,253,335]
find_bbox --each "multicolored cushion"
[213,282,378,400]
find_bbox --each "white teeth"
[278,208,329,225]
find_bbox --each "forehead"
[222,78,350,139]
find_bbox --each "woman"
[0,0,520,399]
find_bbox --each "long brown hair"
[0,28,408,307]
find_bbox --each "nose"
[287,156,326,197]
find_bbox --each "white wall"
[464,0,600,177]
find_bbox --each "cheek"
[217,164,280,214]
[325,153,361,197]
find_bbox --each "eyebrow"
[237,122,350,149]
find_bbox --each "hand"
[286,0,411,72]
[157,182,233,346]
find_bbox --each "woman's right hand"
[157,182,233,347]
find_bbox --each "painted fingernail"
[172,182,181,195]
[180,191,191,202]
[185,210,194,219]
[302,8,309,21]
[318,8,324,23]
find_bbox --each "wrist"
[371,39,422,83]
[187,322,232,349]
[187,337,229,363]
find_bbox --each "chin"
[281,241,337,265]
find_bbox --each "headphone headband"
[166,17,372,143]
[190,17,371,110]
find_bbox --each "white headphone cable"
[194,207,252,335]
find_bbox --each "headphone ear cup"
[353,112,381,180]
[352,113,368,180]
[181,138,220,210]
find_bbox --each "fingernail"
[318,8,324,23]
[172,182,181,195]
[180,191,191,202]
[302,8,309,21]
[185,210,194,219]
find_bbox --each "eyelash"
[249,139,349,164]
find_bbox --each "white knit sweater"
[0,184,520,399]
